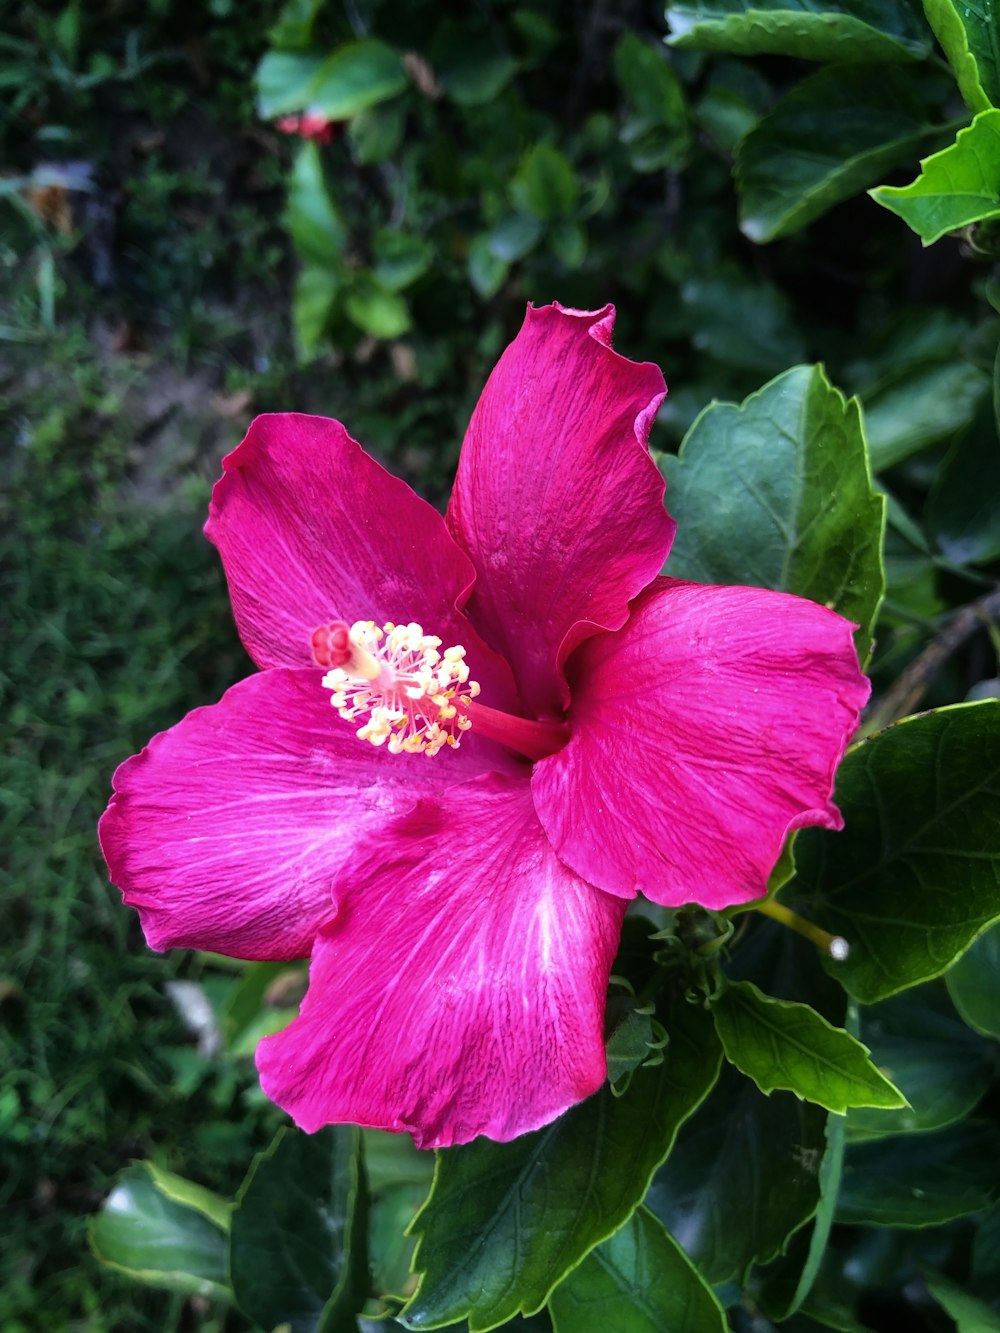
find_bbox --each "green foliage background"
[2,0,999,1330]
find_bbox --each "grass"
[0,309,279,1327]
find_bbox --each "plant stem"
[866,586,1000,733]
[756,899,849,960]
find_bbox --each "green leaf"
[788,703,1000,1003]
[665,0,931,62]
[547,1207,727,1333]
[713,981,906,1114]
[926,395,1000,566]
[923,0,1000,113]
[871,110,1000,244]
[862,359,990,471]
[344,279,411,339]
[756,1100,846,1320]
[487,213,543,262]
[925,1271,1000,1333]
[348,103,406,165]
[372,230,433,291]
[287,141,347,265]
[946,919,1000,1037]
[467,235,509,299]
[256,50,324,118]
[510,145,579,221]
[680,272,806,374]
[268,0,325,51]
[402,994,722,1332]
[605,995,661,1091]
[145,1161,232,1231]
[646,1060,828,1284]
[837,1121,1000,1226]
[973,1206,1000,1286]
[363,1129,434,1298]
[663,364,885,661]
[725,918,848,1316]
[293,265,340,360]
[305,40,406,120]
[846,983,997,1139]
[549,221,587,268]
[432,34,518,106]
[230,1126,368,1333]
[89,1162,232,1301]
[218,960,289,1047]
[614,31,687,125]
[614,32,690,170]
[735,65,945,242]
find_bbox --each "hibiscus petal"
[256,774,626,1148]
[532,579,870,911]
[447,303,673,717]
[206,413,517,709]
[100,669,518,961]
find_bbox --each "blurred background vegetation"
[2,0,998,1328]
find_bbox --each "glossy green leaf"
[665,0,931,62]
[846,983,996,1139]
[268,0,324,52]
[486,213,543,262]
[615,31,686,124]
[615,32,690,171]
[724,920,848,1317]
[364,1129,434,1298]
[927,405,1000,563]
[696,63,772,152]
[547,1207,727,1333]
[510,145,578,221]
[432,34,518,106]
[348,103,406,165]
[789,702,1000,1003]
[926,1270,1000,1332]
[229,1125,368,1333]
[871,110,1000,244]
[862,359,989,471]
[923,0,1000,113]
[548,221,587,268]
[663,364,884,660]
[605,995,660,1091]
[973,1206,1000,1286]
[736,65,944,242]
[793,1229,900,1331]
[305,40,406,120]
[402,995,722,1332]
[287,141,347,266]
[256,50,324,118]
[372,230,433,292]
[293,265,340,360]
[646,1061,828,1284]
[89,1162,231,1301]
[680,272,806,374]
[713,981,906,1113]
[756,1100,846,1320]
[837,1121,1000,1226]
[218,960,289,1047]
[946,920,1000,1037]
[344,280,411,339]
[467,235,508,298]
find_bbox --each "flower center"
[312,620,481,757]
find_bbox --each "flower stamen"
[313,620,480,757]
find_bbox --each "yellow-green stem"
[755,898,849,960]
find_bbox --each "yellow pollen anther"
[321,620,481,757]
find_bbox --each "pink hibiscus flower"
[99,303,869,1149]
